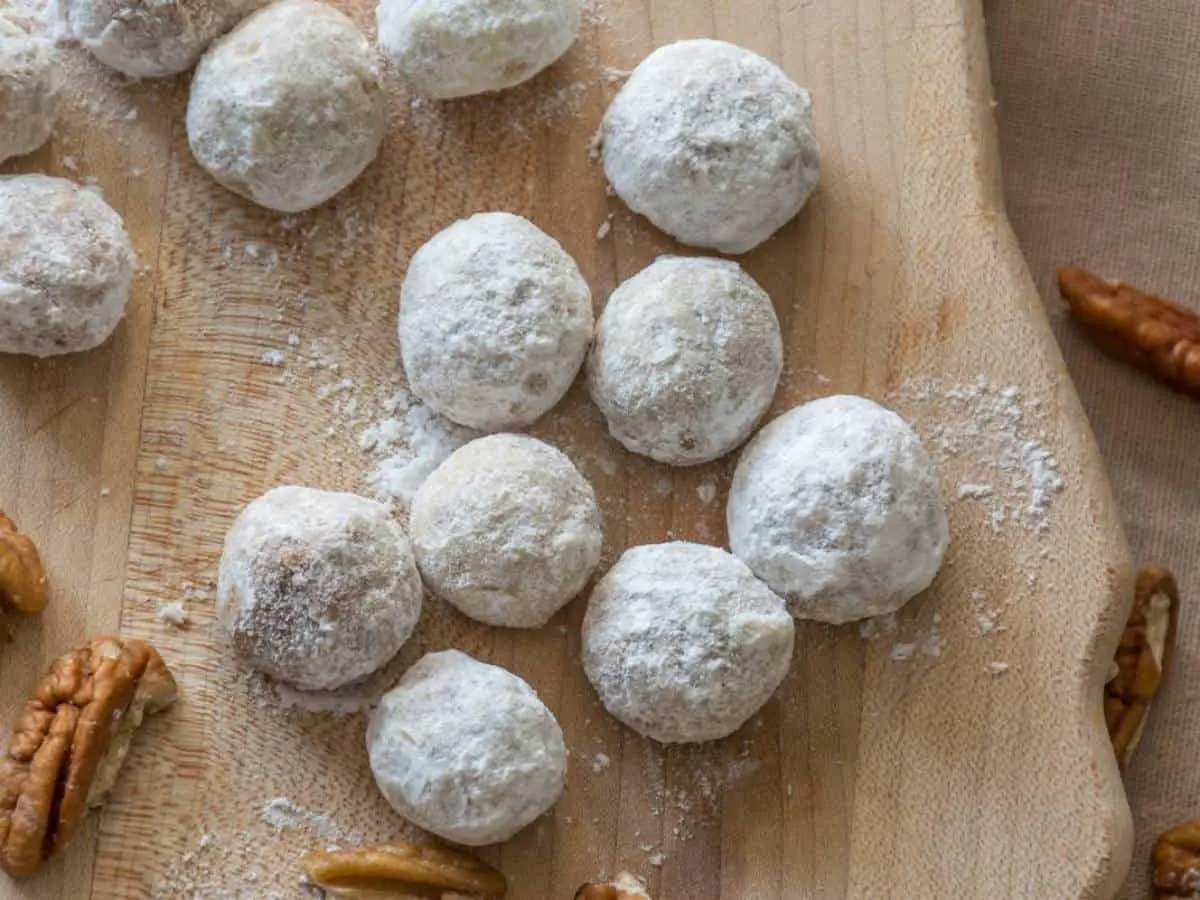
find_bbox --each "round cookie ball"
[377,0,579,100]
[0,14,61,165]
[582,542,794,744]
[727,395,950,625]
[411,434,603,628]
[0,175,134,357]
[398,212,593,431]
[602,39,820,254]
[217,485,423,691]
[186,0,385,212]
[60,0,267,77]
[587,256,783,466]
[367,649,567,845]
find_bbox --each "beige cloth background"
[985,2,1200,895]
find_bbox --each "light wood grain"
[0,0,1134,896]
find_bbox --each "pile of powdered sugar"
[359,389,479,509]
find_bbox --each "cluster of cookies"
[0,0,950,870]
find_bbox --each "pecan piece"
[0,636,178,878]
[1154,821,1200,897]
[1058,267,1200,398]
[0,512,47,616]
[576,873,652,900]
[302,842,507,898]
[1106,567,1179,770]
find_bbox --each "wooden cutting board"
[0,0,1136,896]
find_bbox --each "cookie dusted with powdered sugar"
[727,395,950,625]
[398,212,593,431]
[377,0,579,99]
[186,0,385,212]
[0,13,60,164]
[217,486,422,691]
[0,175,133,357]
[59,0,267,77]
[410,434,603,628]
[587,256,783,466]
[602,39,820,254]
[582,542,794,744]
[367,650,567,845]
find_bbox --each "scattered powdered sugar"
[592,752,612,774]
[894,376,1065,535]
[152,797,364,898]
[696,478,718,505]
[970,588,1010,637]
[919,615,944,658]
[260,797,354,842]
[360,390,479,509]
[862,609,944,663]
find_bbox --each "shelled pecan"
[1058,267,1200,398]
[0,636,177,878]
[0,512,46,616]
[1154,821,1200,897]
[302,842,507,898]
[576,873,652,899]
[1105,567,1179,770]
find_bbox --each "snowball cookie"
[582,542,794,744]
[411,434,602,627]
[0,175,135,357]
[0,14,61,165]
[602,39,820,254]
[399,212,593,431]
[367,649,567,845]
[588,256,783,466]
[217,485,423,691]
[727,395,950,625]
[59,0,267,77]
[186,0,385,212]
[378,0,579,100]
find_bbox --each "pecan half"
[0,636,177,878]
[302,842,507,898]
[0,512,46,616]
[576,873,652,900]
[1058,267,1200,398]
[1106,567,1180,770]
[1154,821,1200,897]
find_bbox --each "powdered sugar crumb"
[890,642,917,662]
[957,483,994,499]
[156,601,187,628]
